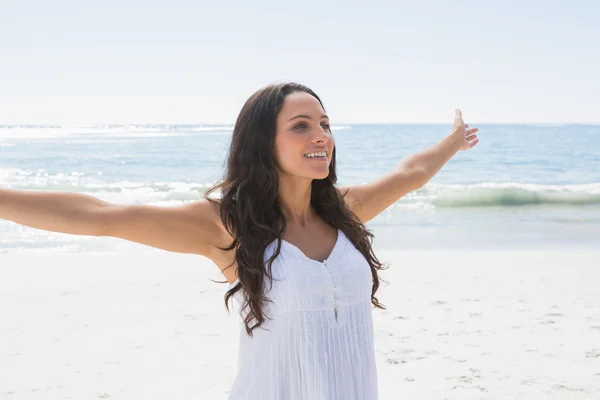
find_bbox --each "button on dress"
[226,229,379,400]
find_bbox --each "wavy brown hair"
[205,82,387,336]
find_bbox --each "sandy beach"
[1,250,599,399]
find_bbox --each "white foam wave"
[0,124,349,140]
[416,182,600,207]
[2,167,598,208]
[0,168,220,205]
[0,125,235,139]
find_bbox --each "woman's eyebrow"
[287,114,329,121]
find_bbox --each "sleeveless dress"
[226,229,379,400]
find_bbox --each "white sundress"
[226,229,379,400]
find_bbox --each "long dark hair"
[205,82,386,336]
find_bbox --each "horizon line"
[1,122,599,127]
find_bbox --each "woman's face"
[274,91,334,181]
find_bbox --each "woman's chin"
[282,166,330,181]
[311,170,330,180]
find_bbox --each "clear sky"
[1,0,598,124]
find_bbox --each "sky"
[1,0,599,124]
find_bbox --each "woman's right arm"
[0,188,222,256]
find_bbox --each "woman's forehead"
[280,92,325,118]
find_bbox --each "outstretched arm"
[340,109,479,224]
[0,188,222,256]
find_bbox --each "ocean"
[1,124,599,253]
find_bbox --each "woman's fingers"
[454,109,464,128]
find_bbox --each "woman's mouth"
[304,151,328,161]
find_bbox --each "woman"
[0,82,478,399]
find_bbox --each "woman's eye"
[293,122,330,131]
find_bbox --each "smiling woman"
[0,81,478,400]
[202,83,388,399]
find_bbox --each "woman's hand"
[453,109,479,151]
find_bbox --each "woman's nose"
[311,127,330,143]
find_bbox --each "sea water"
[0,124,598,253]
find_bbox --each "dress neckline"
[280,229,344,264]
[226,229,345,290]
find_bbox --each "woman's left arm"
[339,109,479,224]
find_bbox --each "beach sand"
[1,250,599,399]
